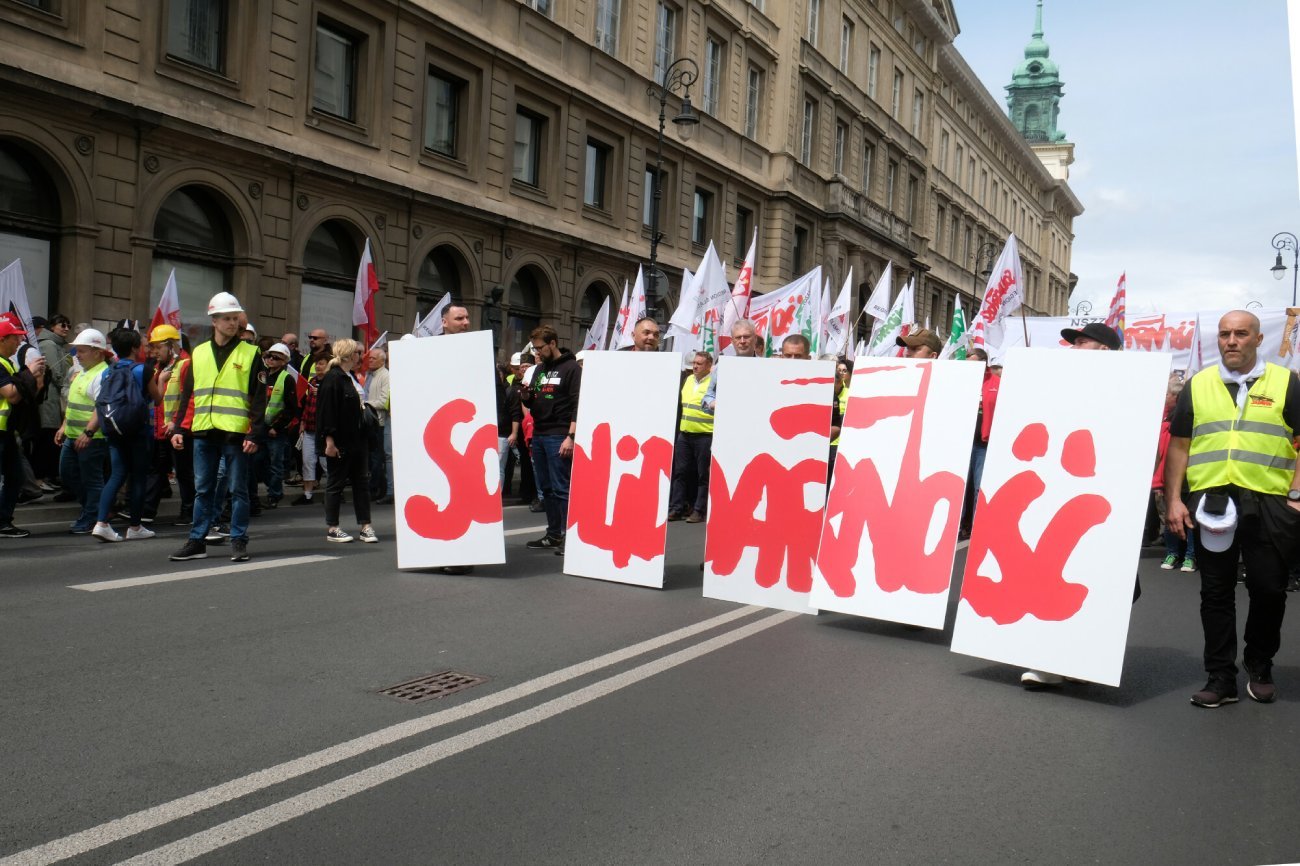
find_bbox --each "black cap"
[1060,322,1122,351]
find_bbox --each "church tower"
[1006,0,1074,180]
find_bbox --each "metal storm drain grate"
[377,670,488,704]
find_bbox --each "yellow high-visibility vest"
[680,373,714,434]
[265,369,288,425]
[64,361,107,439]
[830,386,850,447]
[190,340,257,434]
[1187,363,1297,495]
[0,357,13,433]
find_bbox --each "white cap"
[267,342,291,357]
[207,292,244,315]
[1195,496,1238,553]
[510,352,522,365]
[70,328,107,350]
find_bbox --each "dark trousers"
[172,431,195,511]
[325,445,371,527]
[368,425,386,499]
[530,434,570,538]
[669,431,712,516]
[0,432,23,525]
[1199,502,1290,679]
[61,437,107,530]
[32,427,60,480]
[99,434,151,524]
[144,437,174,519]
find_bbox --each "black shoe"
[526,534,562,550]
[1246,662,1277,703]
[290,494,315,506]
[1287,576,1300,593]
[374,495,394,505]
[204,524,229,543]
[173,509,193,526]
[17,490,43,504]
[169,539,208,561]
[230,538,249,562]
[53,491,77,502]
[264,498,279,510]
[1190,678,1239,708]
[666,511,685,522]
[0,524,32,538]
[437,565,474,575]
[528,499,545,513]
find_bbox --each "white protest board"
[390,330,505,568]
[563,351,680,588]
[949,348,1171,686]
[811,358,983,628]
[703,357,833,614]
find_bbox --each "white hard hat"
[70,328,107,350]
[207,292,244,316]
[400,333,416,341]
[267,342,291,357]
[244,322,257,337]
[510,352,522,365]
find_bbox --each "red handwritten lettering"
[404,399,501,539]
[567,423,672,567]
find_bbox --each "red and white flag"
[720,228,757,353]
[150,268,183,334]
[584,294,611,351]
[1104,272,1127,338]
[352,238,380,348]
[975,234,1024,327]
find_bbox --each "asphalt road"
[2,492,1298,866]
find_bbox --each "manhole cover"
[377,670,488,704]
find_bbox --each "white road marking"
[67,556,340,592]
[957,539,970,551]
[1,605,765,866]
[117,610,800,865]
[504,525,547,537]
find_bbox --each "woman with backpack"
[91,327,157,542]
[315,339,377,544]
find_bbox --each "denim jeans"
[530,433,571,538]
[0,433,22,525]
[960,442,988,531]
[191,437,251,542]
[99,433,151,524]
[61,437,107,530]
[498,436,510,483]
[257,434,289,503]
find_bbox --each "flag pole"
[1020,304,1030,347]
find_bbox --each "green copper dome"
[1006,0,1067,143]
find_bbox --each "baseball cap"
[1195,496,1238,553]
[1061,322,1122,351]
[0,313,26,338]
[896,328,943,353]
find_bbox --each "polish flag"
[720,228,757,353]
[1104,272,1127,340]
[352,238,380,349]
[611,267,646,350]
[150,268,183,334]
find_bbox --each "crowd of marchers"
[0,298,1296,709]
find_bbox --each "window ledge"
[306,110,374,147]
[418,149,471,179]
[581,203,615,227]
[510,179,550,206]
[156,58,247,104]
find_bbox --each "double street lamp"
[646,57,699,322]
[1269,231,1298,307]
[970,241,998,304]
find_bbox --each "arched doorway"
[416,244,468,319]
[505,265,547,354]
[0,140,61,320]
[151,185,234,345]
[577,281,613,349]
[301,219,361,342]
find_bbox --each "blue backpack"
[95,360,149,440]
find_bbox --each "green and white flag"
[866,277,913,357]
[940,298,968,360]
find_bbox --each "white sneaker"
[126,526,156,540]
[91,523,123,543]
[358,527,378,543]
[1020,670,1064,689]
[327,528,354,543]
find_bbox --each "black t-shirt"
[1169,367,1300,438]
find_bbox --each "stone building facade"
[0,0,1079,354]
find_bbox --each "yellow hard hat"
[149,323,181,343]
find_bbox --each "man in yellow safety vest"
[667,351,713,524]
[167,292,268,563]
[1166,310,1300,708]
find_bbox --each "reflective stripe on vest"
[265,370,288,424]
[0,357,13,433]
[680,373,713,434]
[830,387,849,447]
[64,361,107,439]
[163,357,194,429]
[1186,363,1297,495]
[190,341,256,434]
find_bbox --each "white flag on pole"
[823,268,853,358]
[867,278,914,357]
[584,295,611,351]
[720,229,757,353]
[415,294,451,338]
[611,266,647,351]
[0,258,35,338]
[974,233,1025,349]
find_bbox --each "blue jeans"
[0,433,21,525]
[961,442,988,531]
[257,434,289,503]
[61,437,107,530]
[99,433,151,524]
[192,437,251,542]
[530,434,571,539]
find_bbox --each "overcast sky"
[953,0,1300,314]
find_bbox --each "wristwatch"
[1289,489,1300,502]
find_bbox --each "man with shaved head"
[441,304,472,335]
[1166,310,1300,708]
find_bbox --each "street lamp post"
[1269,231,1298,307]
[1074,300,1093,316]
[970,241,998,304]
[646,58,700,323]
